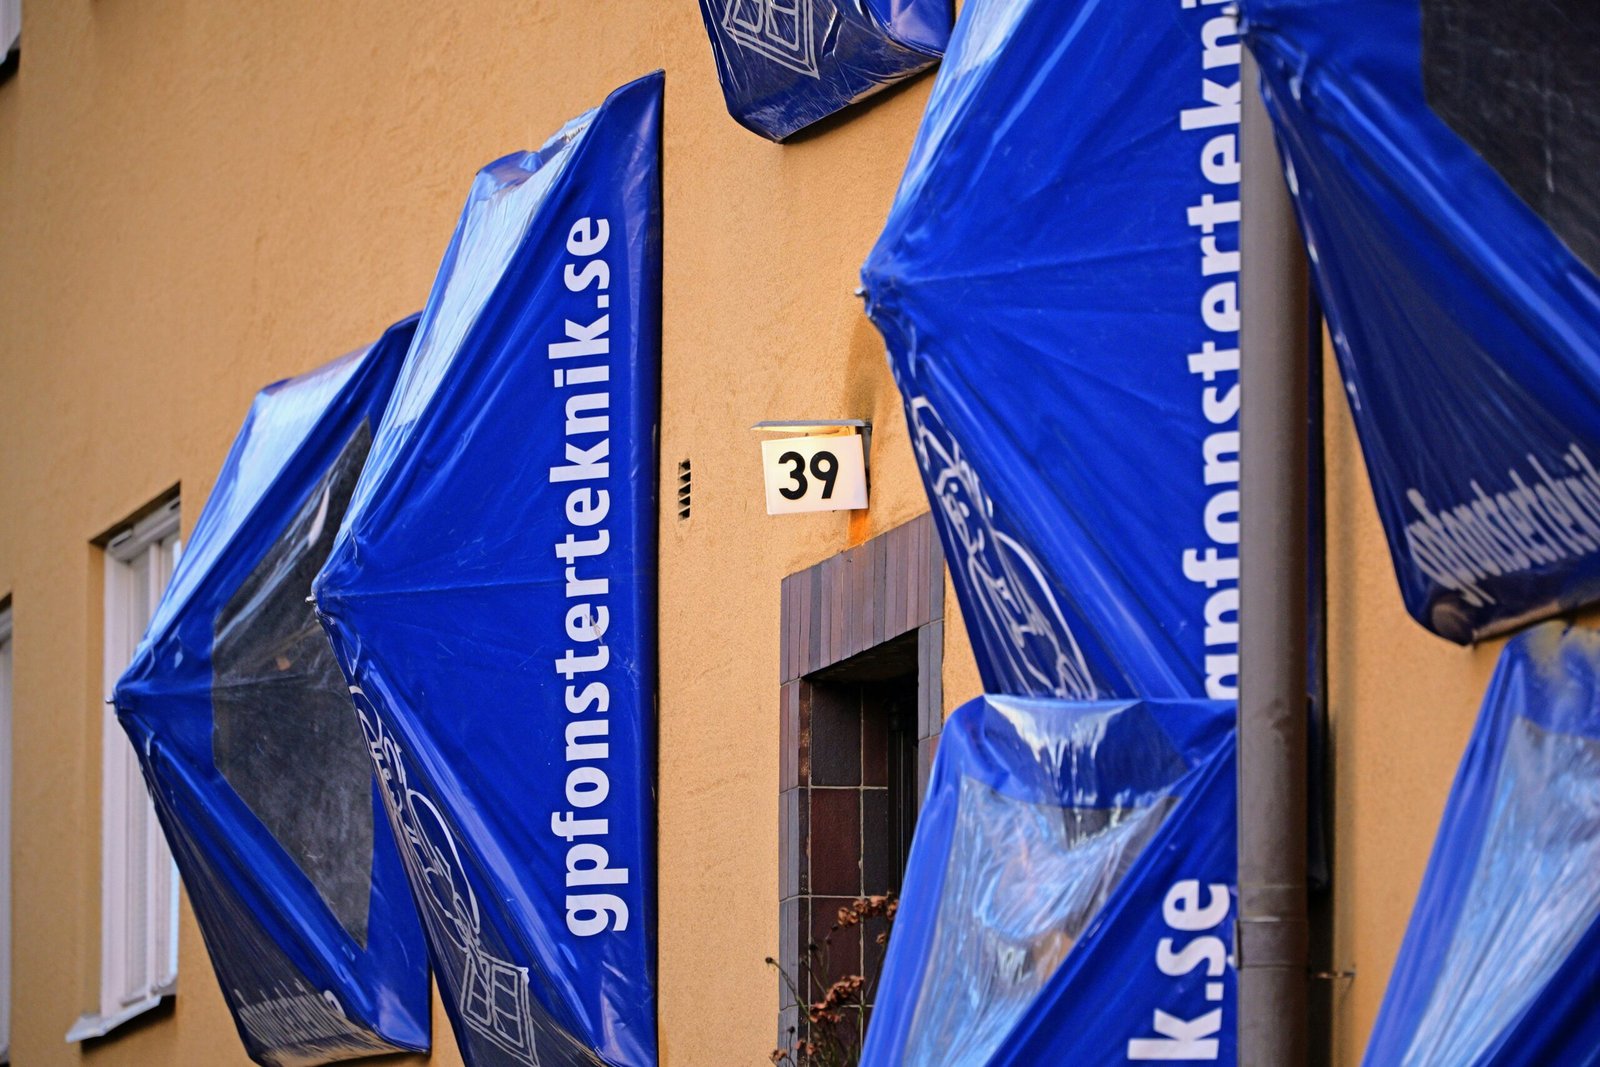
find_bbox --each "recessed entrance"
[778,513,945,1047]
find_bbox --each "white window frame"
[68,499,182,1042]
[0,603,12,1064]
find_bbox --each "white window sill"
[64,983,174,1043]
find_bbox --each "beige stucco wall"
[0,2,1529,1066]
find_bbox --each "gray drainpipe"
[1238,46,1312,1065]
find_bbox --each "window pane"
[98,512,181,1023]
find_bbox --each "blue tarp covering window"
[314,72,662,1067]
[861,0,1250,703]
[696,0,949,141]
[114,318,431,1067]
[1244,0,1600,643]
[862,696,1237,1066]
[858,0,1254,1060]
[1365,622,1600,1065]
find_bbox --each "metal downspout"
[1238,46,1312,1066]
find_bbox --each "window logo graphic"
[908,395,1098,702]
[354,691,541,1066]
[722,0,821,78]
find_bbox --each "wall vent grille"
[676,460,692,520]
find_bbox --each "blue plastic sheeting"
[1244,0,1600,644]
[314,72,662,1067]
[114,318,430,1067]
[1365,623,1600,1065]
[861,0,1250,702]
[696,0,949,141]
[862,695,1237,1066]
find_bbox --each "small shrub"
[767,894,898,1067]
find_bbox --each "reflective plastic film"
[1365,623,1600,1066]
[314,73,663,1067]
[862,0,1251,701]
[1244,0,1600,643]
[697,0,949,141]
[114,318,430,1067]
[862,695,1237,1066]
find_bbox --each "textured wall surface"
[0,2,1514,1065]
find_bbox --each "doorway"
[778,514,945,1047]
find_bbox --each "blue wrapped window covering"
[114,317,431,1067]
[1244,0,1600,643]
[862,695,1237,1066]
[1365,623,1600,1066]
[314,72,663,1067]
[862,0,1253,702]
[697,0,949,141]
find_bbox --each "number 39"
[777,450,839,501]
